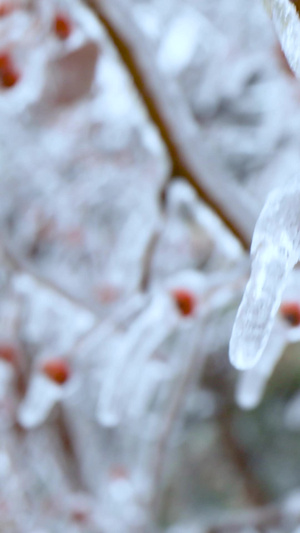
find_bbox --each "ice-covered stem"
[204,491,300,532]
[1,236,100,317]
[230,182,300,370]
[218,404,269,505]
[236,322,286,408]
[264,0,300,77]
[85,0,258,248]
[151,324,204,518]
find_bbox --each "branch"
[204,499,300,533]
[86,0,258,248]
[150,325,205,517]
[2,237,100,317]
[218,406,269,507]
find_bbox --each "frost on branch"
[230,178,300,370]
[264,0,300,76]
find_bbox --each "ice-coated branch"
[167,491,300,532]
[230,180,300,370]
[85,0,258,249]
[1,236,100,317]
[203,492,300,532]
[264,0,300,76]
[151,324,205,517]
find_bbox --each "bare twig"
[150,268,249,518]
[2,237,100,317]
[218,406,269,507]
[151,324,205,517]
[86,0,258,248]
[204,499,300,533]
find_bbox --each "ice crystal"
[235,319,286,408]
[230,179,300,369]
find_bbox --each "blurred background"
[2,1,300,532]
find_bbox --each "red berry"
[69,495,91,524]
[0,343,17,365]
[95,285,120,304]
[0,52,20,89]
[172,289,196,317]
[0,52,12,72]
[109,465,128,480]
[280,301,300,326]
[53,13,72,40]
[0,3,14,17]
[41,358,70,385]
[71,508,89,524]
[1,67,19,88]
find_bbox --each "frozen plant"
[3,1,300,532]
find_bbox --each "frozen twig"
[85,0,258,249]
[1,237,101,317]
[218,405,269,506]
[204,491,300,532]
[151,324,204,517]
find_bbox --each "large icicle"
[230,180,300,370]
[264,0,300,77]
[236,320,286,408]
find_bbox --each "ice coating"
[264,0,300,77]
[18,374,64,428]
[229,183,300,370]
[236,321,286,408]
[96,292,179,426]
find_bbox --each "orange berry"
[172,289,196,317]
[0,343,17,365]
[53,13,72,40]
[41,358,70,385]
[0,52,12,72]
[0,52,20,89]
[0,3,14,17]
[109,465,128,480]
[71,508,89,524]
[95,285,120,304]
[69,495,91,524]
[1,67,19,88]
[280,301,300,327]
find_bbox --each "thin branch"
[150,269,249,518]
[218,406,269,507]
[204,499,300,533]
[2,238,100,317]
[86,0,258,249]
[151,325,205,517]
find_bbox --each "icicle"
[18,374,64,428]
[230,181,300,370]
[263,0,300,76]
[236,320,286,409]
[96,292,178,427]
